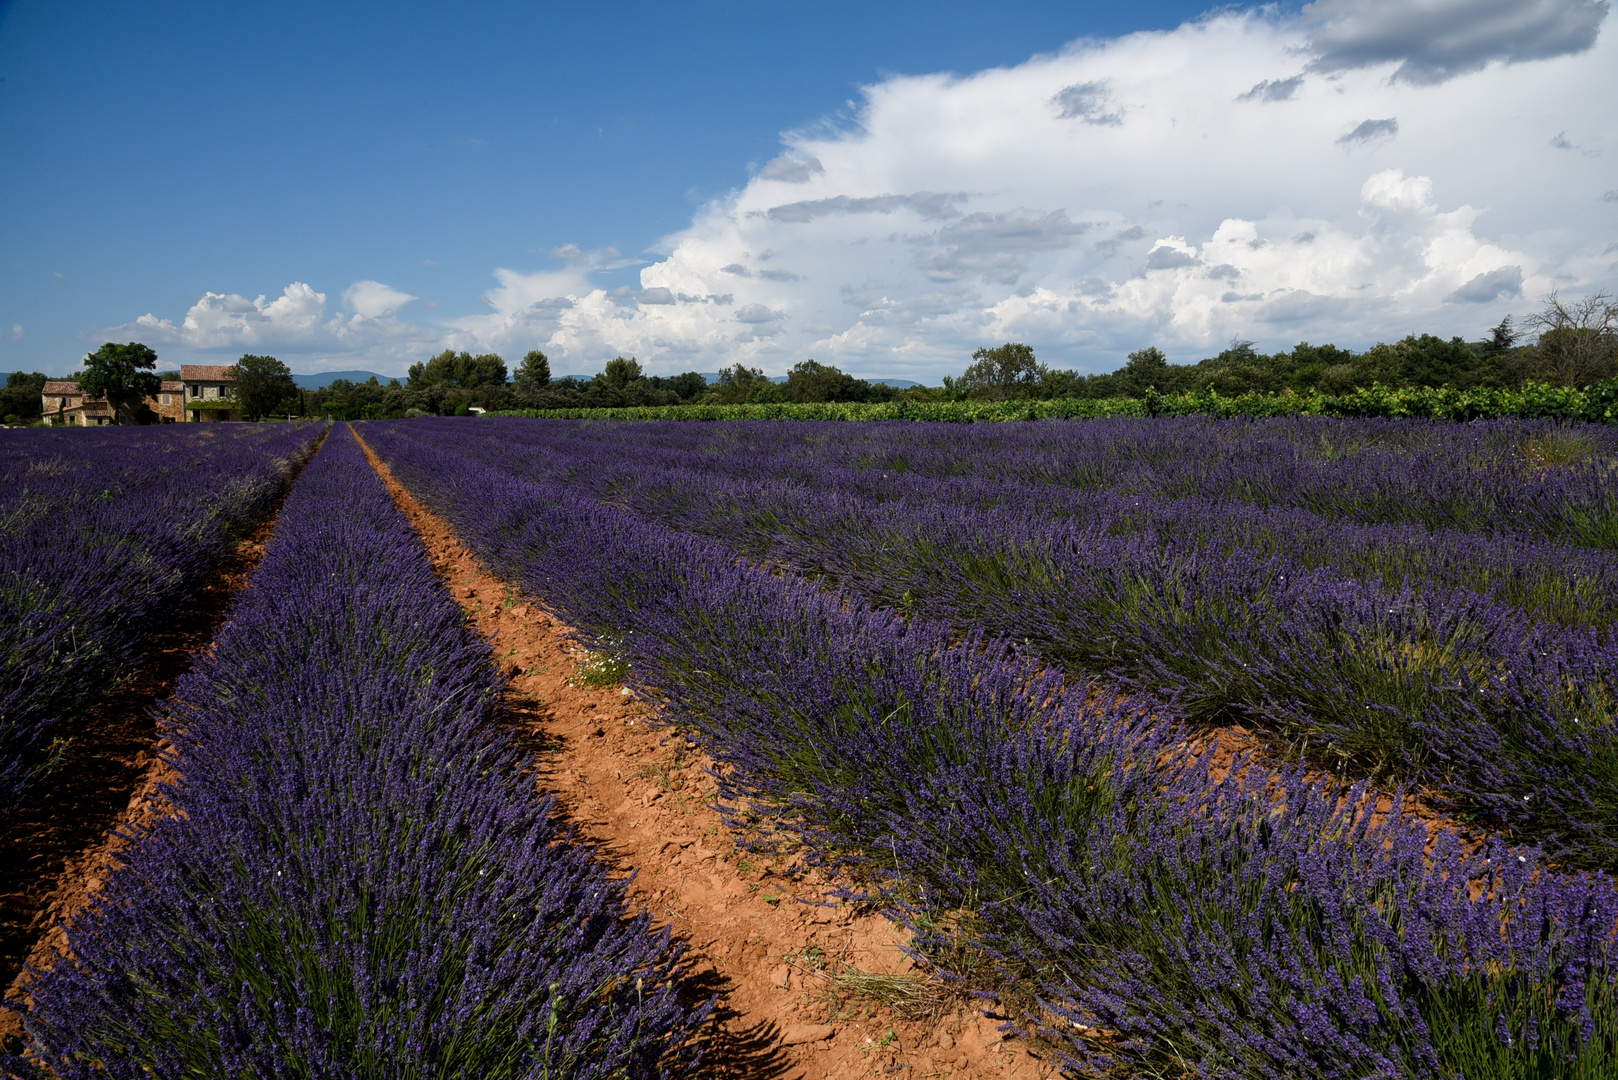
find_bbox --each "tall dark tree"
[2,371,48,423]
[598,356,643,390]
[79,342,160,423]
[231,354,298,421]
[514,349,551,391]
[407,350,508,389]
[1485,315,1518,356]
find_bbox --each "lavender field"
[357,415,1617,1079]
[6,426,708,1078]
[3,415,1615,1079]
[0,423,324,838]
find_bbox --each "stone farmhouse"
[156,364,241,422]
[40,380,115,425]
[42,364,241,425]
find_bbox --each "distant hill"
[644,373,923,387]
[292,370,391,390]
[294,370,924,391]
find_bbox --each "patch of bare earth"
[356,433,1057,1080]
[1175,722,1488,859]
[0,436,324,1051]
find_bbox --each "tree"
[1484,315,1518,356]
[784,359,879,403]
[79,342,160,423]
[716,364,764,387]
[515,349,551,391]
[651,371,708,401]
[1521,290,1618,387]
[406,350,509,389]
[1284,342,1359,392]
[2,371,48,424]
[1114,346,1170,395]
[598,356,643,390]
[1358,334,1480,389]
[710,364,783,404]
[231,354,297,420]
[959,342,1046,400]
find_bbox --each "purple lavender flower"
[6,426,709,1078]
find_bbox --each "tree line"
[942,291,1618,403]
[302,351,908,420]
[4,290,1613,425]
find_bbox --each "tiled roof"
[159,380,183,392]
[42,380,81,395]
[180,364,235,381]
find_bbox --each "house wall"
[182,381,241,421]
[150,382,185,423]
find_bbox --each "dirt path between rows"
[355,432,1058,1080]
[0,433,325,1053]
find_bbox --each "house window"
[190,385,200,398]
[161,393,171,405]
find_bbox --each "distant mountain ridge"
[292,370,391,390]
[559,373,923,388]
[296,370,924,390]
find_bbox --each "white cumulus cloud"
[468,5,1614,379]
[343,280,417,319]
[99,280,441,369]
[125,282,328,349]
[90,2,1618,379]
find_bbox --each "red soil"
[1179,722,1485,857]
[356,432,1059,1080]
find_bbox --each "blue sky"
[2,0,1614,380]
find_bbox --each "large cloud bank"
[106,1,1616,377]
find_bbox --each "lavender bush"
[5,426,708,1079]
[1002,770,1618,1079]
[0,423,324,836]
[368,419,1618,867]
[399,414,1618,545]
[360,420,1618,1078]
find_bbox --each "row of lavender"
[6,427,707,1079]
[501,415,1618,545]
[0,423,325,838]
[361,420,1618,1079]
[421,416,1618,617]
[380,418,1618,869]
